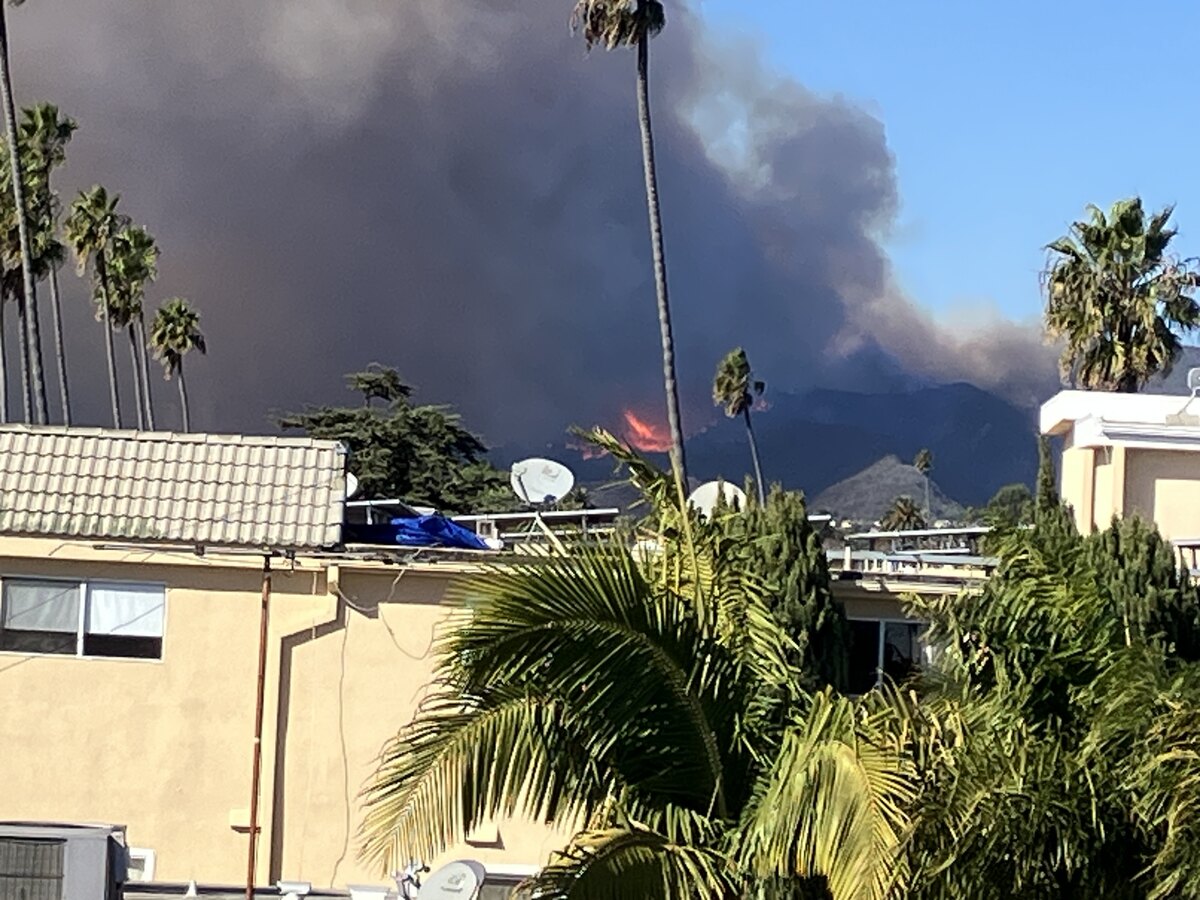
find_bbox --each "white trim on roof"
[846,526,990,540]
[1070,414,1200,451]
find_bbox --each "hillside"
[496,381,1042,508]
[687,382,1038,505]
[811,455,964,523]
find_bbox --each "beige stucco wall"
[0,536,963,890]
[0,538,567,889]
[1092,450,1114,532]
[1123,449,1200,541]
[1060,443,1094,534]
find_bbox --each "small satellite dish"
[1189,367,1200,395]
[687,481,747,518]
[511,457,575,505]
[345,472,360,500]
[416,860,487,899]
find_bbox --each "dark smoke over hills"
[10,1,1057,442]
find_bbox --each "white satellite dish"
[511,457,575,505]
[345,472,360,499]
[687,480,747,518]
[416,860,487,899]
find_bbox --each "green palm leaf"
[526,826,733,900]
[734,689,915,900]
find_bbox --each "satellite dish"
[1189,367,1200,395]
[345,472,360,499]
[687,481,747,518]
[416,860,487,899]
[511,457,575,505]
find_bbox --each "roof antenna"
[1166,367,1200,426]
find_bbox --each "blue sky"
[698,0,1200,322]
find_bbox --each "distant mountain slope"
[689,382,1038,506]
[495,381,1041,509]
[812,455,964,523]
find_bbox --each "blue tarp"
[391,515,491,550]
[344,515,490,550]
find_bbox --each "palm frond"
[359,687,598,871]
[734,690,915,900]
[525,825,733,900]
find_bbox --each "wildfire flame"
[622,409,672,453]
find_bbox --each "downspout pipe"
[246,554,273,900]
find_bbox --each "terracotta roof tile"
[0,426,347,549]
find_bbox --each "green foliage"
[104,225,157,326]
[912,449,932,476]
[713,346,767,503]
[981,483,1033,528]
[149,297,204,377]
[361,431,916,900]
[280,365,515,514]
[904,500,1200,898]
[880,496,925,532]
[1044,197,1200,392]
[722,485,850,692]
[571,0,664,50]
[713,347,764,418]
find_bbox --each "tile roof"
[0,426,347,549]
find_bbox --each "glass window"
[0,581,80,655]
[847,618,926,693]
[882,621,922,684]
[0,578,164,660]
[84,583,165,659]
[848,619,881,695]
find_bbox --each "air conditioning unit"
[0,821,127,900]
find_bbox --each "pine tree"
[1085,516,1200,661]
[722,485,850,691]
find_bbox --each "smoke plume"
[9,0,1057,444]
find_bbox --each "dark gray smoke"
[9,0,1056,444]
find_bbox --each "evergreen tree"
[722,485,850,691]
[1084,516,1200,661]
[280,364,518,514]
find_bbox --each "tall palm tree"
[1045,198,1200,392]
[0,280,8,423]
[0,0,46,424]
[913,448,933,519]
[571,0,689,495]
[20,103,75,424]
[881,496,925,532]
[150,297,205,432]
[361,432,916,900]
[63,186,129,428]
[713,347,766,503]
[107,225,159,430]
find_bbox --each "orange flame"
[622,409,672,453]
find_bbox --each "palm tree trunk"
[13,283,29,421]
[742,408,766,505]
[177,360,190,433]
[635,26,688,493]
[137,314,154,429]
[48,266,69,425]
[0,5,47,425]
[96,256,121,428]
[0,299,7,424]
[924,475,932,520]
[127,324,145,430]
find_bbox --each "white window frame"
[126,847,156,882]
[848,616,927,688]
[0,575,167,661]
